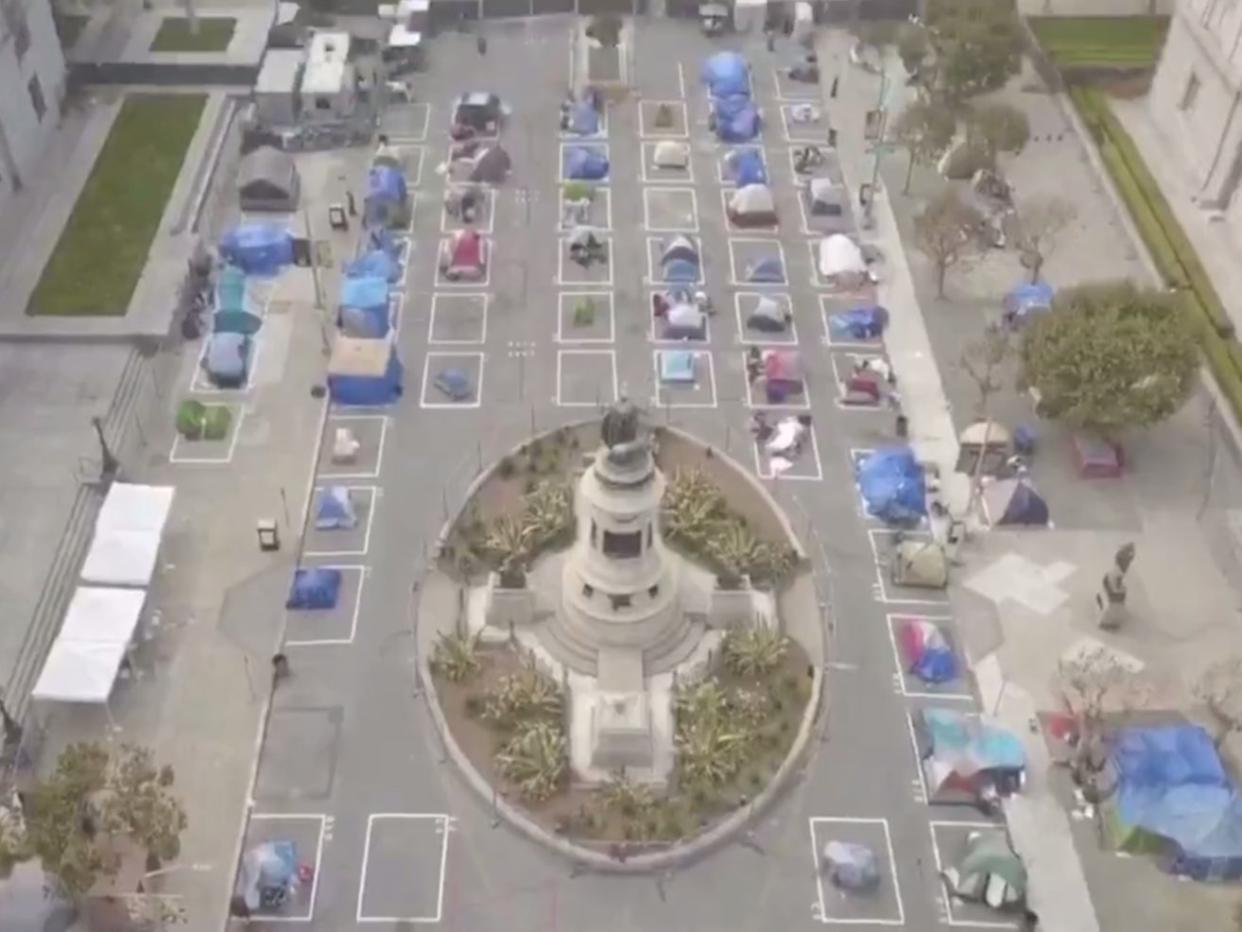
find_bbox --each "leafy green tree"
[913,188,984,297]
[967,102,1030,159]
[926,0,1023,100]
[1021,282,1198,437]
[896,22,930,76]
[891,99,957,193]
[0,743,187,900]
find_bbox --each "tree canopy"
[1021,282,1198,436]
[0,743,187,900]
[892,99,957,192]
[968,102,1030,157]
[926,0,1024,100]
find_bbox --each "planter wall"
[708,585,756,630]
[485,573,537,628]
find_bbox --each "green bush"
[175,400,232,441]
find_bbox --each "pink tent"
[763,349,803,384]
[441,230,487,280]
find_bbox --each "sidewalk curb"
[422,420,825,874]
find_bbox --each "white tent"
[818,234,865,279]
[652,140,689,169]
[728,184,777,225]
[80,484,175,588]
[32,639,129,704]
[58,586,145,644]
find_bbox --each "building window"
[27,77,44,122]
[1181,72,1201,112]
[3,0,30,61]
[610,594,632,610]
[582,583,594,598]
[648,584,659,599]
[602,530,642,558]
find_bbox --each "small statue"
[601,398,640,449]
[1097,542,1135,629]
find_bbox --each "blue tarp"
[238,841,297,911]
[286,568,343,610]
[856,447,927,525]
[213,268,262,335]
[662,258,699,283]
[327,348,404,406]
[315,487,358,530]
[730,148,767,186]
[901,619,959,684]
[997,481,1049,526]
[202,333,250,387]
[339,276,391,338]
[563,145,610,180]
[714,95,760,142]
[219,223,293,276]
[924,708,1026,771]
[434,367,475,401]
[659,350,697,383]
[828,305,889,341]
[701,51,750,99]
[567,101,600,136]
[367,166,408,205]
[345,249,402,283]
[1113,725,1242,880]
[366,226,402,259]
[1004,281,1055,322]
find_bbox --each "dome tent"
[728,184,777,228]
[563,145,610,181]
[725,147,767,186]
[652,139,690,169]
[701,51,751,98]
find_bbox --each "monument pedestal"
[590,692,654,772]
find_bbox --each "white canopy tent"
[57,586,146,644]
[80,484,175,588]
[32,640,130,704]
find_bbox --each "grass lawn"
[27,94,207,317]
[150,17,236,53]
[1030,16,1169,67]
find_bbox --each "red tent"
[763,349,803,384]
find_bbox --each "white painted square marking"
[928,822,1020,929]
[906,708,930,805]
[285,565,368,647]
[734,292,798,345]
[387,102,430,142]
[556,349,620,408]
[190,331,262,395]
[741,351,811,410]
[884,613,974,702]
[244,813,327,922]
[719,187,780,236]
[319,414,389,479]
[169,404,245,465]
[643,187,700,233]
[558,141,612,184]
[433,236,493,289]
[558,185,613,231]
[419,351,486,409]
[646,234,704,285]
[439,183,495,234]
[387,291,406,336]
[390,145,426,186]
[357,813,452,924]
[428,293,489,346]
[559,102,610,140]
[639,99,689,138]
[652,350,717,408]
[808,817,905,925]
[867,529,948,606]
[771,67,820,101]
[728,237,788,288]
[556,291,616,343]
[752,421,823,481]
[715,145,767,186]
[557,235,614,287]
[649,290,710,344]
[820,294,885,350]
[829,351,889,412]
[304,485,379,558]
[779,102,828,144]
[640,141,696,185]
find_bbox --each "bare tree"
[959,325,1013,512]
[913,189,983,298]
[1195,657,1242,749]
[1057,646,1152,788]
[891,99,956,194]
[1012,196,1076,283]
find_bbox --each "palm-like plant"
[482,661,563,729]
[495,721,568,802]
[731,688,772,727]
[722,627,789,679]
[429,629,483,682]
[485,516,532,568]
[598,774,655,817]
[674,718,748,790]
[674,680,730,728]
[524,480,574,550]
[707,521,760,582]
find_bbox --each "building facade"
[0,0,65,205]
[1150,0,1242,210]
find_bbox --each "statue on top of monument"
[600,399,649,468]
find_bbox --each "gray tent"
[238,146,300,211]
[728,184,778,227]
[809,178,847,217]
[942,832,1028,910]
[652,139,690,169]
[471,145,511,183]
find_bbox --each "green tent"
[1103,799,1171,856]
[942,832,1027,908]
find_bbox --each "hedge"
[1068,85,1242,420]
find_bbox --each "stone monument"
[1096,542,1135,631]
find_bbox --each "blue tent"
[1110,725,1242,881]
[338,276,391,338]
[202,333,251,388]
[701,51,750,99]
[986,479,1050,527]
[219,223,293,276]
[366,226,402,259]
[315,487,359,530]
[746,256,785,283]
[286,568,343,610]
[566,100,600,136]
[564,145,610,180]
[327,337,404,406]
[1004,281,1054,323]
[663,258,699,283]
[345,249,402,283]
[434,367,475,401]
[659,350,697,383]
[213,265,263,335]
[714,95,760,142]
[238,841,297,912]
[367,166,407,205]
[729,148,767,186]
[829,305,889,341]
[856,447,927,524]
[900,619,959,684]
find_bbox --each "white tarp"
[31,639,129,704]
[58,586,145,645]
[818,234,865,278]
[80,484,175,588]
